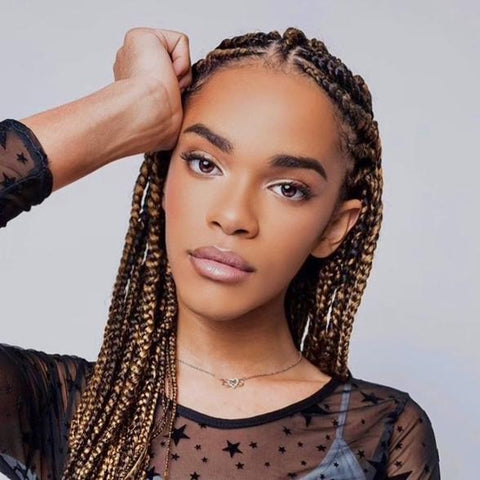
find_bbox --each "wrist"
[20,78,162,191]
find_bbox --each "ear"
[310,199,362,259]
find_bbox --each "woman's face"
[162,64,361,322]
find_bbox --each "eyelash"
[180,152,314,202]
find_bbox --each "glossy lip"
[189,245,256,272]
[188,254,253,283]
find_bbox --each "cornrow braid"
[63,26,382,479]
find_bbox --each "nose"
[206,179,259,238]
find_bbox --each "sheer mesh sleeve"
[386,394,441,479]
[0,119,53,228]
[0,343,94,479]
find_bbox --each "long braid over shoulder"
[62,26,383,479]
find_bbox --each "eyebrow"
[182,123,328,181]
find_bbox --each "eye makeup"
[179,151,315,202]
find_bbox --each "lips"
[189,246,255,272]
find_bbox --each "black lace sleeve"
[386,394,441,479]
[0,119,53,228]
[0,343,94,479]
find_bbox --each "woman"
[0,26,440,479]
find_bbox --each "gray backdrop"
[1,1,478,478]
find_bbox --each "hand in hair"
[113,27,192,150]
[19,27,191,192]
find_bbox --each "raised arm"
[0,27,191,480]
[0,27,192,228]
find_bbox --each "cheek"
[261,214,325,279]
[163,164,206,255]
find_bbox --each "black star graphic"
[201,457,208,463]
[194,444,201,450]
[299,403,330,427]
[235,462,244,469]
[361,391,383,405]
[301,460,307,465]
[249,441,258,448]
[278,446,286,453]
[282,426,292,435]
[171,424,190,446]
[357,449,365,458]
[264,462,270,467]
[190,472,200,479]
[171,453,180,460]
[332,418,339,426]
[222,440,243,458]
[16,152,28,164]
[334,461,339,467]
[316,444,327,452]
[297,441,303,447]
[0,172,16,188]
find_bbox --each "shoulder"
[0,342,95,397]
[343,372,434,425]
[0,342,94,369]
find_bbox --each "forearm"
[20,78,162,192]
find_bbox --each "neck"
[175,297,301,380]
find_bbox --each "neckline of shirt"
[175,374,344,429]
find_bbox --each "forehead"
[181,64,341,162]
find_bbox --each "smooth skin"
[163,64,362,417]
[16,26,361,418]
[20,27,192,191]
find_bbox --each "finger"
[152,29,191,78]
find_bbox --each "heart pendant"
[221,377,245,389]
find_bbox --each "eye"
[180,152,222,176]
[180,152,314,202]
[270,182,313,201]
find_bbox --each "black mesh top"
[0,119,441,479]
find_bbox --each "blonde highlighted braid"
[62,26,383,479]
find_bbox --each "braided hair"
[62,26,383,479]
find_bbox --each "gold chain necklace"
[178,350,303,388]
[126,351,304,479]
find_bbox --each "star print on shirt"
[222,440,243,457]
[170,424,190,446]
[16,152,28,164]
[0,342,440,480]
[361,391,384,405]
[299,403,330,427]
